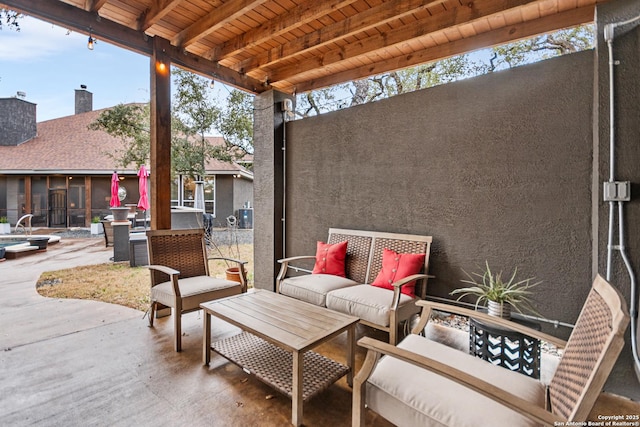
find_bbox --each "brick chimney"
[75,85,93,114]
[0,93,37,146]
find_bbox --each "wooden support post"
[150,36,172,231]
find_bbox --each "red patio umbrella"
[110,171,121,207]
[137,165,150,211]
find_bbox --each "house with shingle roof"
[0,88,253,229]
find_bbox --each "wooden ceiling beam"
[2,0,154,53]
[172,0,270,48]
[0,0,266,94]
[207,0,360,61]
[170,48,268,93]
[266,0,539,84]
[287,5,595,93]
[138,0,182,31]
[85,0,108,13]
[235,0,446,73]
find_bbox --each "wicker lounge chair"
[352,274,630,426]
[146,228,247,352]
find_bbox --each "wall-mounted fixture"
[282,98,294,121]
[282,98,293,113]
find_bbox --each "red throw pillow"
[311,241,348,277]
[371,248,425,297]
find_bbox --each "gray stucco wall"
[233,178,253,213]
[214,175,234,228]
[285,51,594,336]
[254,7,640,396]
[254,91,290,286]
[595,0,640,399]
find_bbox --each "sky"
[0,15,232,123]
[0,16,153,122]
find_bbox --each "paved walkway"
[0,238,388,427]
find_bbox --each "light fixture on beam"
[155,60,168,75]
[87,28,96,50]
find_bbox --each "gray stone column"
[253,90,294,291]
[112,221,131,262]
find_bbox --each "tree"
[88,103,150,169]
[172,69,228,179]
[0,9,21,31]
[490,26,594,70]
[214,89,254,155]
[89,68,254,179]
[297,25,594,116]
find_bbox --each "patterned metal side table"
[469,316,541,379]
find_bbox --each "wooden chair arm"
[275,255,316,293]
[386,274,437,310]
[146,264,181,296]
[391,273,434,290]
[416,300,567,349]
[207,256,248,265]
[356,336,562,426]
[146,264,180,277]
[385,274,428,311]
[207,257,248,292]
[277,255,317,264]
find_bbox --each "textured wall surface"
[285,51,594,336]
[595,0,640,399]
[214,175,234,228]
[253,91,289,288]
[0,98,36,146]
[74,89,93,115]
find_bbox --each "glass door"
[48,189,67,227]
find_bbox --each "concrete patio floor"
[0,237,393,427]
[1,237,637,426]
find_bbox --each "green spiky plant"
[450,261,542,316]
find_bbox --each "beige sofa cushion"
[279,274,358,307]
[326,284,415,326]
[151,276,241,311]
[366,334,546,427]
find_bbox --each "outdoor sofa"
[276,228,432,345]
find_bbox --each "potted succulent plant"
[0,216,10,235]
[90,216,102,235]
[450,261,541,319]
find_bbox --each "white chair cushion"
[151,276,242,311]
[326,284,415,326]
[279,274,358,306]
[366,334,546,427]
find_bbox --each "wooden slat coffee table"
[201,290,359,426]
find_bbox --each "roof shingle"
[0,106,252,177]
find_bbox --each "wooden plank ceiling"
[1,0,603,95]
